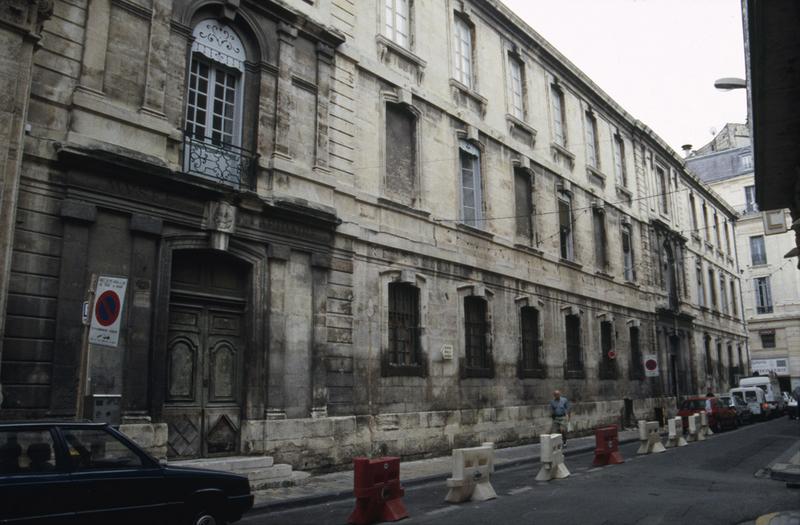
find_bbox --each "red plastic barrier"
[347,456,409,525]
[592,425,624,466]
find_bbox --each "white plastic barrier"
[445,444,497,503]
[665,417,688,448]
[636,420,666,455]
[700,411,714,437]
[535,433,570,481]
[687,413,704,442]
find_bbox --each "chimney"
[681,144,693,158]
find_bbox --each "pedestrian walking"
[549,390,571,446]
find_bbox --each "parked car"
[731,387,770,420]
[720,394,752,426]
[0,421,253,525]
[678,397,738,432]
[787,392,799,420]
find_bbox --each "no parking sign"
[89,276,128,347]
[644,354,659,377]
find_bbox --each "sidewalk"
[251,427,641,511]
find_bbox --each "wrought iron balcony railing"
[182,132,257,190]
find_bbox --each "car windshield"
[744,392,758,401]
[681,399,708,410]
[732,391,745,402]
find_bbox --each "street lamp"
[714,77,746,91]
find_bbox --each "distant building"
[687,124,800,391]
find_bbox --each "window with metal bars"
[599,320,617,379]
[754,276,773,314]
[385,282,421,375]
[565,314,583,377]
[629,326,643,380]
[463,296,492,377]
[518,306,544,378]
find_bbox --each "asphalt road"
[242,417,800,525]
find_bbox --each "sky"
[501,0,748,155]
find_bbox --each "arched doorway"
[162,250,249,458]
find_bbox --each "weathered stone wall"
[241,397,676,472]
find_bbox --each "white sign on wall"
[644,354,659,377]
[88,276,128,347]
[750,358,789,376]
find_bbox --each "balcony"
[182,131,257,190]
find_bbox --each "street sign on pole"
[89,276,128,347]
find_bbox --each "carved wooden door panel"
[202,307,244,456]
[164,305,244,458]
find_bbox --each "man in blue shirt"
[549,390,571,445]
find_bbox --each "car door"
[59,426,167,525]
[0,426,75,524]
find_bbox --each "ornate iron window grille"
[182,130,257,190]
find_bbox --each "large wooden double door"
[163,251,248,459]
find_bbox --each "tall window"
[507,55,525,120]
[599,320,616,379]
[385,0,410,48]
[720,275,728,315]
[704,335,712,376]
[702,202,710,242]
[593,208,607,271]
[730,280,738,317]
[585,112,599,168]
[724,221,732,253]
[459,140,482,228]
[629,326,643,379]
[739,153,753,170]
[696,263,706,307]
[760,331,776,348]
[750,235,767,265]
[551,85,566,147]
[708,268,717,309]
[184,21,246,184]
[565,314,583,373]
[754,276,773,314]
[519,306,543,376]
[622,223,634,281]
[558,192,574,261]
[689,193,698,231]
[464,296,490,374]
[656,165,669,214]
[387,282,420,368]
[453,16,473,88]
[744,185,758,214]
[514,168,533,244]
[727,344,735,386]
[717,342,724,384]
[613,135,627,187]
[713,212,721,247]
[385,102,417,206]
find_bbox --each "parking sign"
[89,276,128,347]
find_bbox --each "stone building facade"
[687,124,800,392]
[0,0,746,470]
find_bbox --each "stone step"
[169,456,308,491]
[172,455,274,472]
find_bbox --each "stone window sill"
[514,243,544,256]
[461,366,495,379]
[457,221,494,240]
[587,166,606,187]
[449,79,488,116]
[506,114,537,143]
[376,35,426,83]
[518,368,546,379]
[559,258,583,270]
[565,369,585,380]
[382,363,426,378]
[595,270,615,281]
[378,197,431,218]
[550,142,576,169]
[615,185,633,202]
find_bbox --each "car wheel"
[193,510,225,525]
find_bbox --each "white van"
[730,387,769,419]
[739,375,784,415]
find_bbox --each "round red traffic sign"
[645,358,658,371]
[607,351,617,360]
[95,290,121,327]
